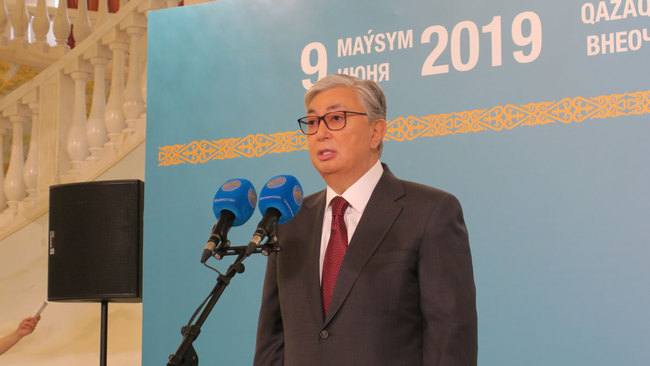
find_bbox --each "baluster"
[0,0,9,45]
[141,62,147,109]
[96,0,109,26]
[30,0,51,52]
[23,110,39,202]
[4,104,30,216]
[73,0,92,44]
[86,45,110,160]
[23,91,39,203]
[0,127,6,212]
[52,0,71,53]
[65,58,92,172]
[122,16,147,134]
[104,30,127,147]
[10,0,29,48]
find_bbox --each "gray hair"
[305,74,386,123]
[304,74,386,152]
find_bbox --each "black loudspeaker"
[48,179,144,302]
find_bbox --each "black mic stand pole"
[167,239,279,366]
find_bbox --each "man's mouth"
[318,149,336,160]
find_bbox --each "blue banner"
[145,0,650,364]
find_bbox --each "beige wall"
[0,142,146,365]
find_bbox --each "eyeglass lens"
[303,111,346,134]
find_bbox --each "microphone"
[248,175,303,249]
[201,178,257,263]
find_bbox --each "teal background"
[145,0,650,365]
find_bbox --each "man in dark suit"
[254,74,477,365]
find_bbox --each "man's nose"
[314,119,332,139]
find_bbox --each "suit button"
[319,330,329,339]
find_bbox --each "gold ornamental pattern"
[158,90,650,166]
[159,131,307,166]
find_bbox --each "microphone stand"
[167,237,280,366]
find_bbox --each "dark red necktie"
[321,196,349,317]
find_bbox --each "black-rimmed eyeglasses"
[297,111,368,135]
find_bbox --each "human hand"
[16,315,40,337]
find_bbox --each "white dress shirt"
[319,160,384,282]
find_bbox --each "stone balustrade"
[0,0,168,238]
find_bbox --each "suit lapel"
[299,190,327,324]
[324,167,405,326]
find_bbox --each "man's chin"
[314,164,341,179]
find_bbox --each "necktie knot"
[331,196,349,217]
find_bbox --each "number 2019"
[421,11,542,75]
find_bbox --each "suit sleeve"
[253,251,285,366]
[419,193,478,366]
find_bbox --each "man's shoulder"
[302,189,325,206]
[382,168,456,202]
[399,178,453,199]
[287,189,325,221]
[386,176,465,223]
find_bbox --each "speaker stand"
[100,300,108,366]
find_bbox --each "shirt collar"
[325,160,384,214]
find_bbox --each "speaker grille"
[48,180,143,302]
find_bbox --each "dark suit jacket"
[254,165,477,366]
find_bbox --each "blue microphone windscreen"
[258,175,303,224]
[213,178,257,226]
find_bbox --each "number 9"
[512,11,542,63]
[301,42,327,90]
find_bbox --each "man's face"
[306,87,385,192]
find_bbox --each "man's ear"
[371,119,387,150]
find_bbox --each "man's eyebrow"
[307,104,345,114]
